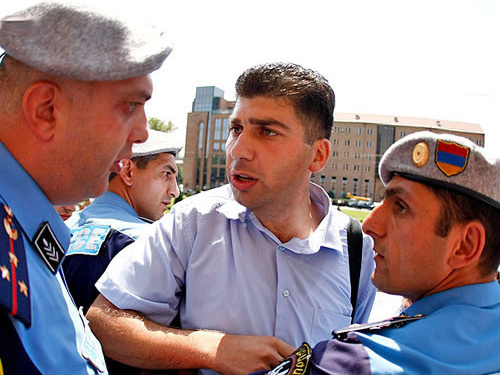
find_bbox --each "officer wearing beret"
[0,2,171,374]
[260,131,500,374]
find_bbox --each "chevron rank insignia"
[33,222,65,274]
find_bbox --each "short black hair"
[235,62,335,144]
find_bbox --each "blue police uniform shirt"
[63,191,151,313]
[97,183,376,373]
[285,281,500,375]
[0,141,107,374]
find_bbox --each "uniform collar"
[405,281,500,316]
[0,142,70,250]
[92,191,140,218]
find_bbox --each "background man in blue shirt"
[261,131,500,375]
[64,128,181,314]
[0,2,172,373]
[87,62,376,374]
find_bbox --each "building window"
[343,163,349,171]
[356,127,362,135]
[214,118,222,140]
[400,130,406,138]
[213,142,220,151]
[331,177,337,195]
[363,179,370,198]
[198,122,205,152]
[332,163,338,170]
[341,177,348,196]
[212,155,219,165]
[356,140,361,147]
[353,178,359,195]
[367,128,373,135]
[367,141,372,148]
[476,139,482,146]
[222,118,229,140]
[333,138,338,145]
[353,164,360,172]
[332,126,338,133]
[354,152,360,159]
[332,150,338,157]
[320,175,326,188]
[345,139,350,146]
[365,165,371,172]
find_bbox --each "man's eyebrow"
[384,185,408,199]
[163,164,178,174]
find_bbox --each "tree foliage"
[148,117,177,133]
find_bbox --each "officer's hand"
[211,334,295,375]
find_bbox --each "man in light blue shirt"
[87,63,376,374]
[260,132,500,374]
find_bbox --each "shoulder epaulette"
[0,204,31,327]
[333,314,427,340]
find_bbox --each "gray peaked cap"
[132,129,182,157]
[379,131,500,210]
[0,2,172,80]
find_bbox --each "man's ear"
[119,159,135,187]
[22,81,59,142]
[448,221,486,270]
[309,139,331,173]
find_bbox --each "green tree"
[148,117,177,133]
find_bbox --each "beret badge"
[435,140,470,177]
[412,141,429,168]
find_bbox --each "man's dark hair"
[430,185,500,276]
[235,62,335,144]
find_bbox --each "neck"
[257,197,325,243]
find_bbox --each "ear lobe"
[119,159,135,186]
[22,82,59,142]
[448,221,486,270]
[309,139,331,173]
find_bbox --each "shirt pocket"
[310,307,352,345]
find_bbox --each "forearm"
[86,294,223,370]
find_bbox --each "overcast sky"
[2,0,499,157]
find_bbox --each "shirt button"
[278,245,286,251]
[282,289,290,298]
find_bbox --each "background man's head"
[0,2,172,204]
[109,129,181,221]
[234,62,335,144]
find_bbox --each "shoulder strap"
[347,216,363,322]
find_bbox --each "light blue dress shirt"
[97,183,375,354]
[0,142,107,374]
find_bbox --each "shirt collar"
[0,142,70,250]
[214,183,344,255]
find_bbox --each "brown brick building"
[183,87,485,201]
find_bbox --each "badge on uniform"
[266,343,311,375]
[435,140,470,177]
[33,221,65,274]
[0,204,31,327]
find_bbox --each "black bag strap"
[347,216,363,322]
